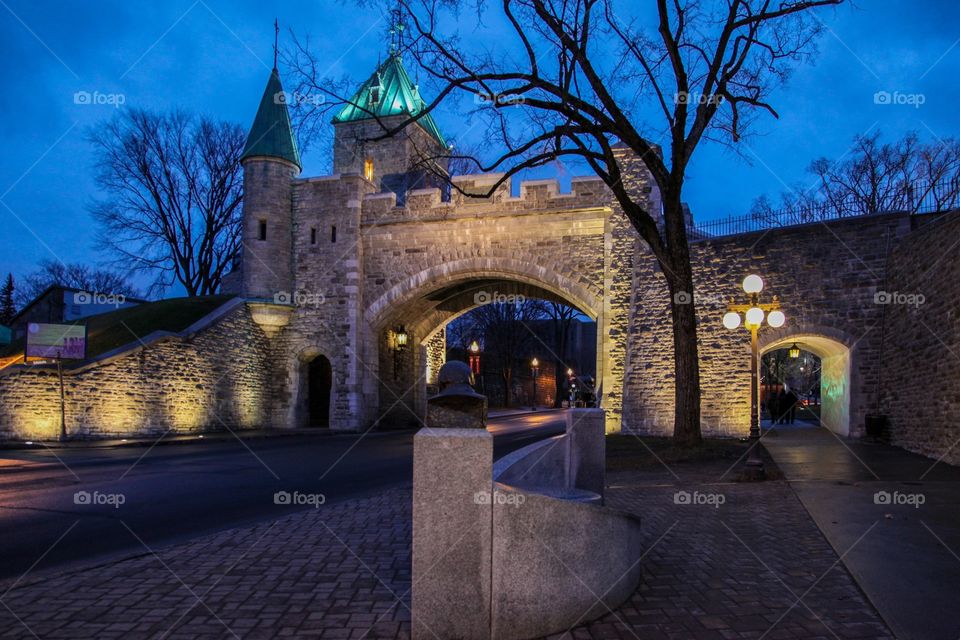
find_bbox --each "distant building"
[9,286,144,341]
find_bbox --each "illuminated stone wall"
[880,210,960,465]
[3,162,956,462]
[354,173,639,433]
[0,303,274,440]
[267,173,378,431]
[619,213,910,439]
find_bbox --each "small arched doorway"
[306,355,332,428]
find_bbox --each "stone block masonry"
[3,139,959,471]
[0,302,275,440]
[880,210,960,465]
[621,213,908,439]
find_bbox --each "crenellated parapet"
[359,173,612,225]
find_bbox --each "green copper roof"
[241,68,301,170]
[333,56,446,147]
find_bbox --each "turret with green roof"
[239,62,299,300]
[241,67,302,171]
[332,53,449,202]
[333,55,446,148]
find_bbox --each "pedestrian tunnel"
[761,334,851,436]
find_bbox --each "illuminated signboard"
[25,323,87,360]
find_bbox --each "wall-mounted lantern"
[788,343,801,359]
[393,325,408,380]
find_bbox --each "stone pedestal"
[412,428,493,640]
[566,408,606,500]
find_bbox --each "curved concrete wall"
[412,409,642,640]
[493,433,569,488]
[491,483,643,639]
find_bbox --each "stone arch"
[364,257,602,331]
[362,257,608,427]
[759,324,858,436]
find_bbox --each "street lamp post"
[723,274,785,480]
[530,357,540,411]
[468,340,486,395]
[468,340,481,374]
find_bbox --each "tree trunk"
[662,195,703,447]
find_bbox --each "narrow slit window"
[310,227,317,245]
[364,158,374,182]
[258,219,267,241]
[331,225,337,243]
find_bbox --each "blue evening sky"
[0,1,957,296]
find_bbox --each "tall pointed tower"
[239,65,301,299]
[332,53,449,202]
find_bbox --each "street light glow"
[742,274,764,294]
[723,311,742,330]
[767,310,785,328]
[531,357,539,368]
[745,307,764,326]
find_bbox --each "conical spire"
[241,67,302,170]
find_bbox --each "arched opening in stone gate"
[363,265,607,430]
[291,351,334,429]
[306,355,333,428]
[760,335,852,437]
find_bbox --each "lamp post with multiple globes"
[723,275,785,479]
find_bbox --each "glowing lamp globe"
[722,311,742,330]
[745,307,765,326]
[742,274,764,294]
[767,310,786,328]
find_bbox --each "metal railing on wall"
[690,178,960,240]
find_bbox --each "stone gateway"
[1,53,959,470]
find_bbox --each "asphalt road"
[0,411,567,582]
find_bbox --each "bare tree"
[444,311,481,354]
[291,0,840,444]
[16,260,140,308]
[88,109,245,297]
[467,300,547,407]
[752,131,960,221]
[545,301,577,407]
[809,132,960,214]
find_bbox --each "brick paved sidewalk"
[0,490,414,640]
[562,472,892,639]
[0,471,891,639]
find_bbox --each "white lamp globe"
[742,274,764,294]
[745,307,765,326]
[767,310,786,328]
[722,311,742,330]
